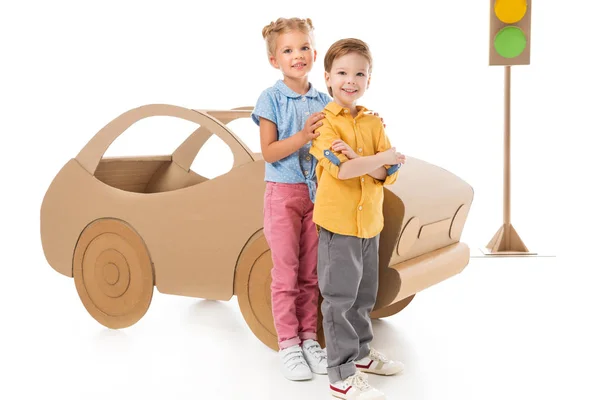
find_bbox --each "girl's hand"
[301,112,325,142]
[331,139,359,159]
[372,111,385,128]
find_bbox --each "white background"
[1,1,599,399]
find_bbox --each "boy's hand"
[301,112,325,142]
[378,147,406,165]
[331,139,359,159]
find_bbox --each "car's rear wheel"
[73,218,154,329]
[234,231,326,351]
[370,295,415,319]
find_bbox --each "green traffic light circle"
[494,26,527,58]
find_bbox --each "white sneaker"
[355,348,404,376]
[301,339,328,374]
[279,344,312,381]
[330,371,385,400]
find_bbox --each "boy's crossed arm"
[310,122,405,182]
[337,147,403,181]
[330,139,387,181]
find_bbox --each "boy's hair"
[324,38,373,96]
[262,17,315,58]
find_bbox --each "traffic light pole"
[482,66,535,255]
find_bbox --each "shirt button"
[325,150,330,155]
[361,177,365,182]
[304,170,309,176]
[305,156,311,161]
[301,97,306,102]
[344,109,349,113]
[358,205,363,211]
[358,148,363,153]
[305,111,309,116]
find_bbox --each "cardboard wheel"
[73,218,154,329]
[235,232,326,351]
[370,295,415,319]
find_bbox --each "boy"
[309,38,406,400]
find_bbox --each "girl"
[251,17,329,381]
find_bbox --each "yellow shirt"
[309,102,399,239]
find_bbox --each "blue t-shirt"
[252,80,331,202]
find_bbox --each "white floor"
[4,252,599,400]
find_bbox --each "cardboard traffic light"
[489,0,531,66]
[483,0,536,255]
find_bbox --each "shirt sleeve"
[375,122,400,186]
[251,90,277,126]
[309,117,349,179]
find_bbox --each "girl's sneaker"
[279,344,312,381]
[355,348,404,376]
[301,339,328,374]
[330,372,385,400]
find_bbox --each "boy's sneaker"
[330,371,385,400]
[279,344,312,381]
[355,348,404,376]
[301,339,328,374]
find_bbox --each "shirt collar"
[324,101,370,117]
[275,80,319,99]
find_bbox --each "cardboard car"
[40,104,473,350]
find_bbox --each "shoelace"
[369,348,389,363]
[305,341,327,362]
[283,349,308,370]
[346,372,371,391]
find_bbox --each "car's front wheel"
[73,218,154,329]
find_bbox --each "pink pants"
[264,182,319,350]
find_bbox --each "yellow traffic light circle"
[494,0,527,24]
[494,26,527,58]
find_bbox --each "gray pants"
[317,227,380,383]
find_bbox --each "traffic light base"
[480,223,537,256]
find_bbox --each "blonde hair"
[324,38,373,96]
[262,17,315,58]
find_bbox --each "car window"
[99,113,256,182]
[226,118,261,154]
[104,116,197,157]
[189,134,234,179]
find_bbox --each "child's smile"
[292,61,307,70]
